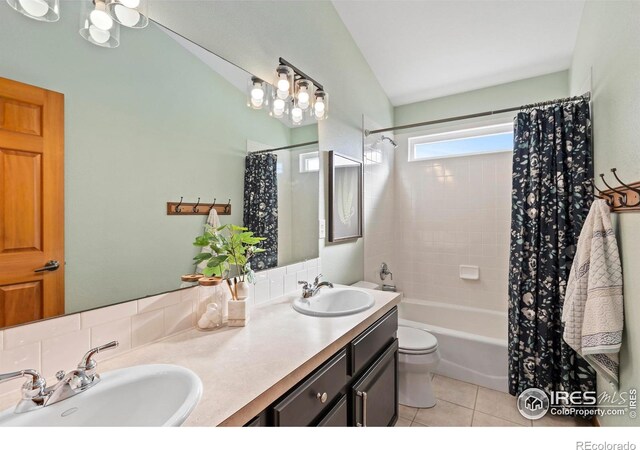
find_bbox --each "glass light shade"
[295,79,313,111]
[79,0,120,48]
[270,97,287,119]
[6,0,59,22]
[275,65,293,100]
[106,0,148,28]
[313,90,328,120]
[290,106,304,125]
[247,77,268,110]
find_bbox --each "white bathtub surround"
[0,285,400,427]
[394,148,512,313]
[400,298,508,392]
[0,258,320,396]
[363,117,397,286]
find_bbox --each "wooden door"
[0,77,64,327]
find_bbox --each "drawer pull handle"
[356,390,368,427]
[316,392,328,403]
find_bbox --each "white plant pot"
[236,281,250,300]
[228,299,249,327]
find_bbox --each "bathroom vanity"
[247,307,399,427]
[19,286,403,427]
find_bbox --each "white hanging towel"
[562,199,624,387]
[196,208,221,274]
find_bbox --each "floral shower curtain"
[508,100,596,397]
[243,153,278,270]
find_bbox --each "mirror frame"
[327,151,363,243]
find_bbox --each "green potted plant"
[193,224,265,326]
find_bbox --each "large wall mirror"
[0,3,319,328]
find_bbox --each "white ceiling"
[333,0,585,106]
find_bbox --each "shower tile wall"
[363,124,396,285]
[394,149,512,312]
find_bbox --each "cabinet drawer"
[272,349,348,426]
[351,339,399,427]
[348,307,397,376]
[317,395,348,427]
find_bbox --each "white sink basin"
[0,364,202,427]
[292,287,375,317]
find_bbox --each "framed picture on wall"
[328,151,363,242]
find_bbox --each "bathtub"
[399,298,509,393]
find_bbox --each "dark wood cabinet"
[255,307,398,427]
[317,395,348,427]
[351,340,399,427]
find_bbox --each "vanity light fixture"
[248,77,268,110]
[314,90,328,120]
[253,58,328,124]
[79,0,120,48]
[106,0,148,28]
[6,0,59,22]
[295,79,312,111]
[275,65,293,100]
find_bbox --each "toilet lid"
[398,326,438,352]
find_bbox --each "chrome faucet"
[299,274,334,298]
[380,262,393,281]
[0,341,118,413]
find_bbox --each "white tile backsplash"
[131,309,164,348]
[90,317,132,358]
[41,329,91,378]
[81,301,137,328]
[0,259,319,399]
[0,342,40,395]
[3,314,80,350]
[137,291,181,314]
[163,301,194,336]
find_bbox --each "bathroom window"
[299,151,320,173]
[409,123,513,161]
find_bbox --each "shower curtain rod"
[364,92,591,136]
[251,140,319,154]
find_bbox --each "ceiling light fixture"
[6,0,59,22]
[106,0,148,28]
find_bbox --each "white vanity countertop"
[2,287,399,427]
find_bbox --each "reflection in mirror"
[0,3,318,328]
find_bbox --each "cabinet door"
[317,395,348,427]
[351,339,398,427]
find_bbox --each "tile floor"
[395,375,592,427]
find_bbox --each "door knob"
[34,260,60,273]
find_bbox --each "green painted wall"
[0,2,291,313]
[149,1,395,285]
[570,0,640,427]
[394,71,569,126]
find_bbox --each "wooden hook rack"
[594,169,640,213]
[167,197,232,216]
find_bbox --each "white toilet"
[398,325,441,408]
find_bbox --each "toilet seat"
[398,325,438,355]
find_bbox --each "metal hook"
[224,199,231,214]
[600,173,628,207]
[175,197,183,213]
[209,198,217,213]
[193,197,201,213]
[590,179,614,208]
[611,168,640,208]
